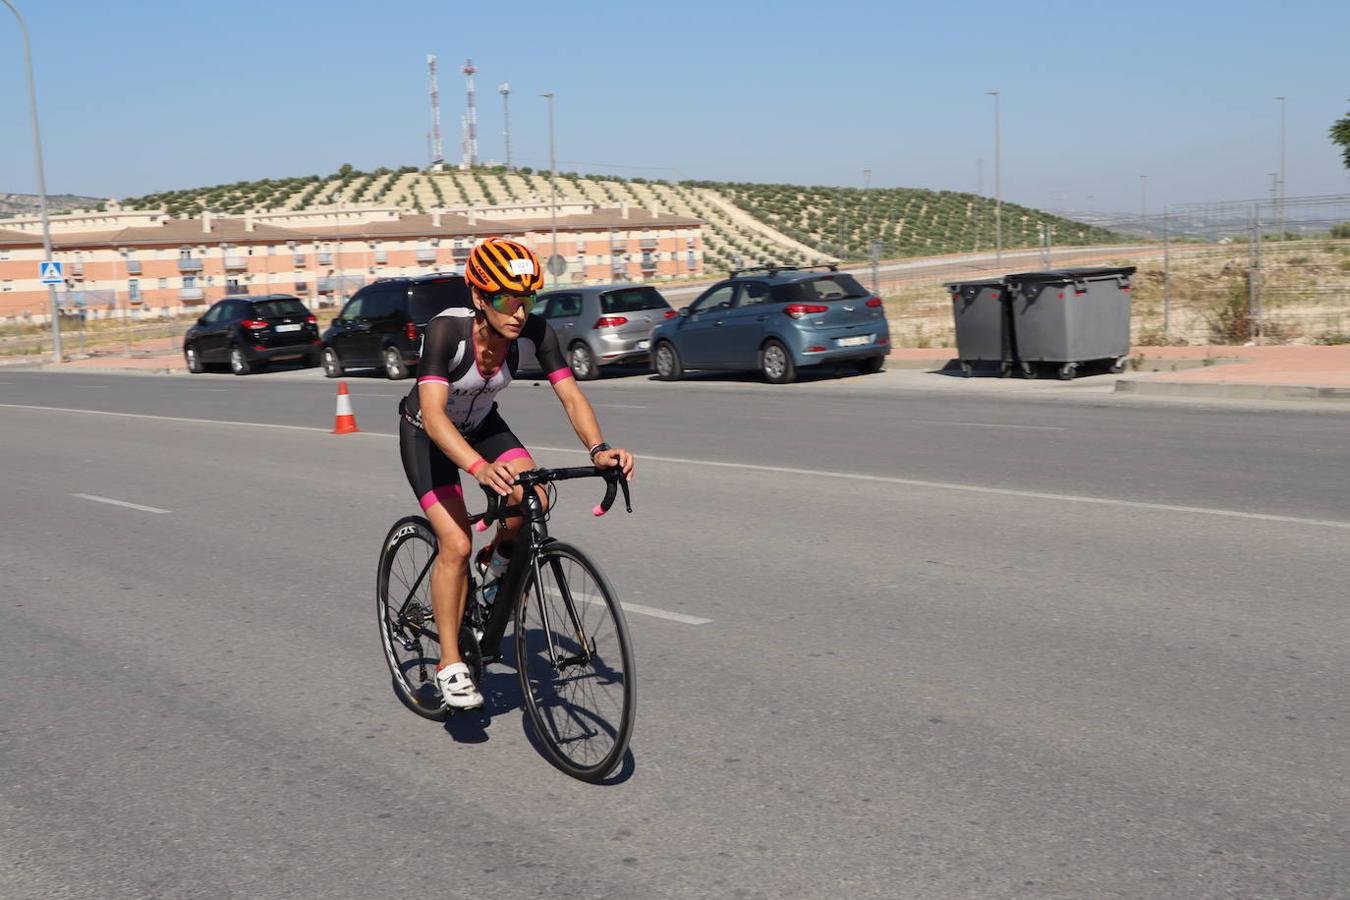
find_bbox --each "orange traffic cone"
[332,381,360,434]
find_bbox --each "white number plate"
[636,339,650,350]
[276,323,302,332]
[837,334,871,347]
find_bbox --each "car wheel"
[184,344,204,374]
[653,341,682,381]
[569,342,599,381]
[229,345,253,376]
[760,340,796,384]
[856,355,884,375]
[321,346,343,378]
[383,346,409,380]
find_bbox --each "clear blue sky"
[2,0,1346,215]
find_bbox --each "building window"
[687,250,696,268]
[158,278,168,289]
[2,281,11,292]
[128,279,140,300]
[179,248,193,260]
[183,276,197,288]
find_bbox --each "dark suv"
[649,265,889,384]
[319,274,470,379]
[184,294,320,375]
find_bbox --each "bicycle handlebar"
[471,465,632,532]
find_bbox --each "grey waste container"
[945,277,1014,377]
[1003,267,1135,379]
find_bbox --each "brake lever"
[474,487,504,532]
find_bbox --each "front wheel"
[383,346,409,380]
[652,341,683,381]
[321,346,344,378]
[515,542,635,782]
[569,342,599,381]
[760,339,796,384]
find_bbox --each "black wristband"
[588,441,612,460]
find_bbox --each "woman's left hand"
[592,447,634,482]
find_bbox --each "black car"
[184,294,320,375]
[320,273,470,380]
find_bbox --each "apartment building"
[0,203,704,321]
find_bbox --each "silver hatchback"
[521,284,677,380]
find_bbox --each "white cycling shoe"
[436,662,484,710]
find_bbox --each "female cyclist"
[398,237,635,709]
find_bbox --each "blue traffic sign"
[39,260,64,284]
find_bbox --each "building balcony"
[177,258,203,273]
[293,254,307,267]
[179,287,205,302]
[610,264,628,277]
[125,259,141,275]
[452,247,471,261]
[317,252,333,266]
[416,249,437,264]
[374,251,388,264]
[610,241,627,252]
[640,260,658,273]
[294,283,308,295]
[224,256,248,271]
[68,262,85,278]
[639,239,659,250]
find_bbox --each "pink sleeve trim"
[418,376,450,385]
[547,367,574,385]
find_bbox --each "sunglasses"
[486,292,537,315]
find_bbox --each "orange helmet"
[464,237,544,294]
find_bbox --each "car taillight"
[865,297,883,308]
[663,310,678,319]
[241,319,268,329]
[783,304,829,319]
[405,322,418,341]
[594,316,628,328]
[306,315,317,324]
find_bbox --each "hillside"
[116,166,1123,274]
[0,191,104,219]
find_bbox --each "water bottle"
[477,544,511,615]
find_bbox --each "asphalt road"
[3,368,1349,899]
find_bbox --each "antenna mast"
[499,83,513,169]
[461,58,478,169]
[427,55,444,168]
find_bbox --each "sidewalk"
[4,338,1348,402]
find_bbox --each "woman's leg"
[422,491,473,669]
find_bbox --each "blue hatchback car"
[649,266,889,383]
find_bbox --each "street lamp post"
[986,91,1001,265]
[1274,96,1286,234]
[540,92,558,265]
[3,0,61,361]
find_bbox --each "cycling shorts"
[398,402,531,511]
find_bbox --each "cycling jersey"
[400,307,570,434]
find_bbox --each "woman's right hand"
[475,459,517,496]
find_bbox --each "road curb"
[1115,380,1350,402]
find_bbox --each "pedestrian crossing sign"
[39,261,64,284]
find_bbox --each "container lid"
[942,277,1006,290]
[1005,266,1136,284]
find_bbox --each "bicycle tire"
[376,516,483,721]
[514,541,636,781]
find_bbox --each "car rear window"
[251,298,309,318]
[770,274,870,303]
[410,278,471,323]
[600,287,671,314]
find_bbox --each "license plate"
[837,334,871,347]
[276,323,302,332]
[636,339,650,350]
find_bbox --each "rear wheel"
[376,516,483,721]
[321,346,343,378]
[515,542,635,782]
[228,345,253,376]
[184,344,204,374]
[653,341,683,381]
[569,342,599,381]
[856,355,884,375]
[760,339,796,384]
[383,346,409,380]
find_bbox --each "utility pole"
[540,92,558,262]
[1274,96,1286,235]
[4,0,61,361]
[986,91,1002,265]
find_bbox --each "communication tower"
[461,58,479,169]
[499,83,513,169]
[427,55,444,168]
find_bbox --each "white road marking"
[543,588,711,626]
[593,403,647,410]
[913,420,1066,431]
[74,384,109,389]
[5,404,1348,532]
[71,493,170,514]
[188,387,229,392]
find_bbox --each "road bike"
[376,465,635,781]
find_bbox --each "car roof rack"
[728,263,839,278]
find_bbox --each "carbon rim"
[378,523,447,717]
